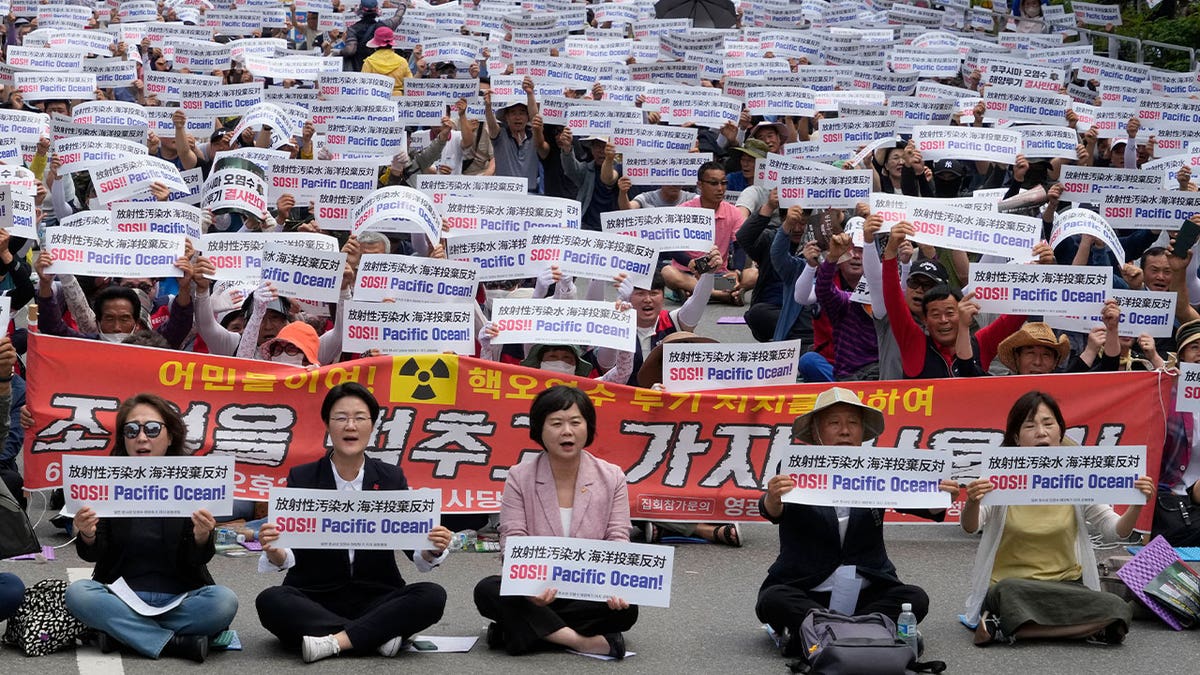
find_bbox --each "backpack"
[789,611,936,675]
[1,579,87,656]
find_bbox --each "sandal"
[713,523,742,547]
[973,611,1010,647]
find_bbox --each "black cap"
[934,159,964,177]
[910,259,949,284]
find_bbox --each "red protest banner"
[23,332,1170,525]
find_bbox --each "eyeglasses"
[330,415,372,426]
[123,421,165,439]
[269,343,302,357]
[700,179,727,186]
[906,277,937,290]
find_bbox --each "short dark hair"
[321,383,380,426]
[1003,391,1066,447]
[696,161,725,181]
[113,393,187,457]
[93,286,144,327]
[920,284,962,314]
[1140,246,1169,270]
[528,385,596,449]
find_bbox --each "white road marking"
[67,568,124,675]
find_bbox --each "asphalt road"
[2,300,1190,674]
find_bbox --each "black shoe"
[603,633,626,660]
[780,626,805,658]
[96,632,118,654]
[485,622,505,650]
[166,635,209,663]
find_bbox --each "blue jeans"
[0,572,24,621]
[799,352,834,383]
[65,580,238,658]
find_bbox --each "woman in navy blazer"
[255,383,453,663]
[474,385,637,658]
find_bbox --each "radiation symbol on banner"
[389,354,458,405]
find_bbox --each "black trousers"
[256,581,446,653]
[473,575,638,655]
[755,581,929,634]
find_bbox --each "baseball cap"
[934,159,964,177]
[910,259,949,285]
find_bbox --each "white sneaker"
[377,636,404,657]
[301,635,341,663]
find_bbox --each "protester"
[255,383,452,663]
[756,387,957,657]
[960,391,1153,645]
[361,27,411,95]
[65,394,239,663]
[660,162,746,304]
[474,385,636,658]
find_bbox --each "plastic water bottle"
[896,603,919,659]
[215,528,245,546]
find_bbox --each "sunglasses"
[123,421,165,439]
[906,276,937,290]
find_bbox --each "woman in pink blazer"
[474,385,637,658]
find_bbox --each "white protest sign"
[887,47,961,78]
[778,169,873,209]
[778,446,951,509]
[47,29,117,56]
[73,101,150,128]
[354,254,478,304]
[1072,1,1122,26]
[623,153,712,186]
[887,96,955,129]
[179,82,263,115]
[982,87,1070,125]
[908,203,1041,258]
[413,174,529,205]
[490,299,637,352]
[441,194,579,231]
[402,77,482,102]
[1019,125,1080,160]
[1049,208,1126,262]
[270,487,442,550]
[502,536,674,608]
[1100,190,1200,230]
[318,72,395,100]
[744,86,816,118]
[609,124,697,154]
[112,202,204,244]
[341,300,475,354]
[53,137,147,175]
[601,207,713,252]
[526,228,657,287]
[90,155,187,204]
[396,98,449,127]
[1059,165,1164,202]
[443,230,529,282]
[911,126,1021,164]
[1044,289,1176,339]
[142,71,223,103]
[967,263,1111,315]
[0,138,20,166]
[44,228,185,278]
[980,446,1145,506]
[660,92,741,128]
[14,72,96,101]
[324,120,407,156]
[6,47,86,72]
[202,163,268,220]
[815,118,897,152]
[0,185,36,239]
[1177,364,1200,414]
[63,455,235,518]
[260,243,347,304]
[352,187,441,243]
[662,340,801,392]
[199,231,338,281]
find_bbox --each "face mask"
[99,332,131,343]
[271,352,306,366]
[483,288,510,314]
[539,360,576,375]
